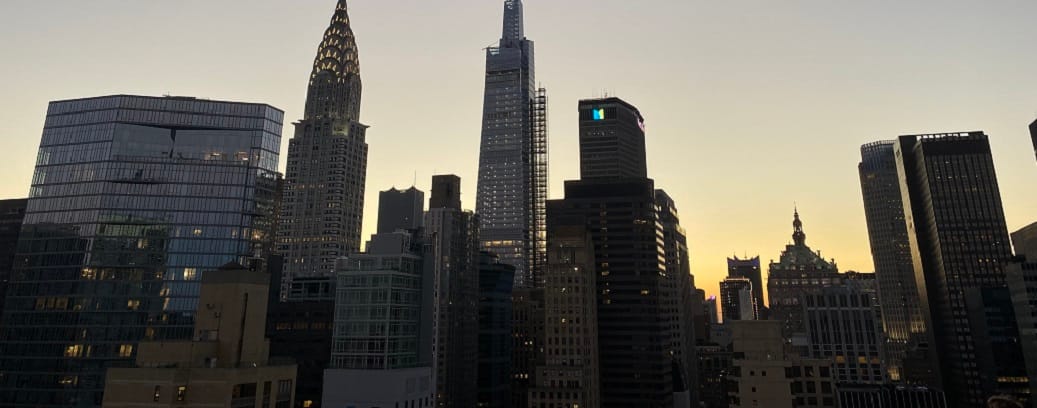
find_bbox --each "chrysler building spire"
[304,0,362,122]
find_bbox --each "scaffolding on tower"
[529,87,549,288]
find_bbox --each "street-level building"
[103,263,297,407]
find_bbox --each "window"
[118,344,134,357]
[153,386,161,402]
[177,386,186,402]
[64,345,83,358]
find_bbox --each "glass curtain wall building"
[858,141,929,383]
[0,95,282,407]
[476,0,548,287]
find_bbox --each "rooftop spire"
[502,0,525,42]
[312,0,360,81]
[304,0,362,121]
[792,207,806,246]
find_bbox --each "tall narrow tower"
[278,0,369,297]
[476,0,548,287]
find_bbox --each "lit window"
[64,345,83,358]
[184,268,197,280]
[153,386,161,402]
[177,386,186,402]
[119,344,134,358]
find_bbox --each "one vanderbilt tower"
[476,0,549,287]
[278,0,369,297]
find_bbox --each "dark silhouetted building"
[577,98,648,180]
[510,288,544,408]
[656,189,698,406]
[836,384,948,408]
[767,210,841,347]
[962,287,1029,404]
[104,264,297,407]
[1007,223,1037,401]
[266,256,335,408]
[721,277,756,322]
[692,288,710,343]
[478,252,515,407]
[530,219,599,407]
[0,95,282,407]
[895,132,1015,407]
[859,141,931,383]
[377,187,424,233]
[728,256,766,319]
[426,176,480,408]
[430,174,462,211]
[476,0,548,287]
[0,198,26,327]
[547,96,684,407]
[803,278,887,385]
[697,344,731,408]
[278,0,370,295]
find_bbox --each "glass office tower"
[476,0,548,287]
[0,95,282,407]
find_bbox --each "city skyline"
[1,1,1036,299]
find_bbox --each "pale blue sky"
[1,0,1035,296]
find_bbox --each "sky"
[1,0,1035,300]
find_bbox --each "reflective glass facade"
[895,132,1014,407]
[0,95,282,407]
[858,141,928,382]
[476,0,547,287]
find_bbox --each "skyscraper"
[476,0,548,287]
[425,176,480,408]
[656,189,698,406]
[728,256,765,319]
[0,198,27,327]
[720,277,756,322]
[767,210,841,345]
[858,141,930,383]
[578,98,648,180]
[895,132,1015,407]
[377,187,424,234]
[0,95,283,407]
[477,252,515,408]
[323,230,435,407]
[547,97,685,407]
[278,0,369,296]
[530,219,600,408]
